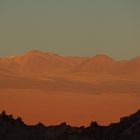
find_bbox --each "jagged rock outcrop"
[0,110,140,140]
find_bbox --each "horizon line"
[0,49,140,61]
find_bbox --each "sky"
[0,0,140,59]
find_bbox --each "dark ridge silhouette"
[0,110,140,140]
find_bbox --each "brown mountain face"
[65,56,89,65]
[1,50,140,87]
[0,50,76,76]
[72,54,140,77]
[0,50,140,95]
[72,54,116,74]
[1,50,140,77]
[1,50,140,91]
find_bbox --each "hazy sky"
[0,0,140,59]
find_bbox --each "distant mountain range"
[1,50,140,94]
[0,110,140,140]
[1,50,140,77]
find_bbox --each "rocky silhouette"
[0,110,140,140]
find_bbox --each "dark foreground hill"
[0,110,140,140]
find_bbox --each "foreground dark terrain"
[0,110,140,140]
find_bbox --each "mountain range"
[0,50,140,93]
[1,50,140,77]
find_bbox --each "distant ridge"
[0,110,140,140]
[0,50,140,94]
[0,50,140,76]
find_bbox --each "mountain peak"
[1,110,6,116]
[94,54,113,61]
[24,50,61,58]
[25,50,45,56]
